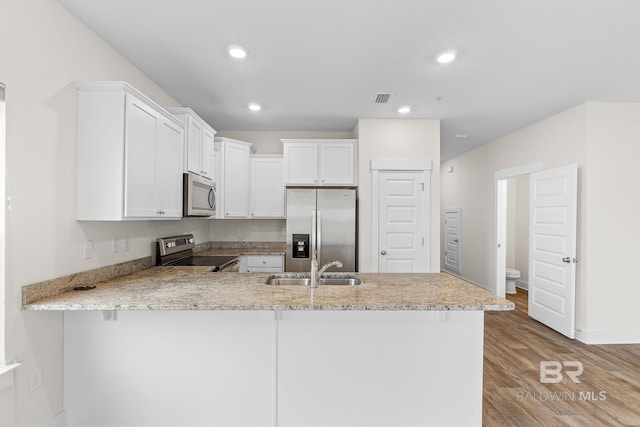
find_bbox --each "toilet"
[506,268,521,294]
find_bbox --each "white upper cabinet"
[76,81,184,220]
[166,107,216,179]
[282,139,358,186]
[215,137,252,218]
[250,155,285,218]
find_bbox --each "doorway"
[495,162,579,339]
[494,162,541,297]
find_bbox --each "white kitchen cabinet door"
[201,127,215,178]
[282,139,357,186]
[283,142,318,185]
[124,94,159,218]
[167,107,216,179]
[221,139,251,218]
[154,119,184,218]
[319,142,356,185]
[186,116,203,174]
[250,155,284,218]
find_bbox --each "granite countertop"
[22,267,514,311]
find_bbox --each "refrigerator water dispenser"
[292,234,310,258]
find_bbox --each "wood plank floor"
[483,290,640,426]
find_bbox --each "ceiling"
[58,0,640,160]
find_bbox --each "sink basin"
[319,277,362,286]
[265,277,311,286]
[265,273,362,286]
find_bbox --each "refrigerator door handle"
[317,210,322,262]
[311,210,317,257]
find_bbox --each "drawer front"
[246,255,283,268]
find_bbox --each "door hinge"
[420,182,425,191]
[422,237,425,246]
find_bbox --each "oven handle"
[218,258,239,272]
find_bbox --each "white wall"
[441,102,640,343]
[582,102,640,339]
[356,118,440,272]
[0,1,210,426]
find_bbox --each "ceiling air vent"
[374,93,392,104]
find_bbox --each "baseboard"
[45,410,67,427]
[575,328,640,344]
[515,279,528,291]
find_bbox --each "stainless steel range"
[156,234,238,271]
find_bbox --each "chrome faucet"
[310,250,343,288]
[319,260,343,277]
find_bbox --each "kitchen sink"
[265,273,362,286]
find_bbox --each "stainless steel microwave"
[183,173,216,217]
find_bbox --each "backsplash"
[210,219,285,242]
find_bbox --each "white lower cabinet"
[76,82,184,220]
[239,254,284,273]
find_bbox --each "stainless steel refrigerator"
[285,188,357,272]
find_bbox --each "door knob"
[381,250,387,255]
[562,257,571,263]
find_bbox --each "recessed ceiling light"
[248,102,261,112]
[398,106,411,114]
[435,50,457,64]
[228,45,247,59]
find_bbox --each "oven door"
[183,173,216,217]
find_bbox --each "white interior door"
[378,171,426,272]
[528,164,578,339]
[444,209,461,273]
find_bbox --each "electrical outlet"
[29,366,42,393]
[122,237,129,252]
[83,240,94,259]
[112,238,119,253]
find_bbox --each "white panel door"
[529,164,578,338]
[378,171,426,272]
[444,209,461,273]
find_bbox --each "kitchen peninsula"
[24,268,513,427]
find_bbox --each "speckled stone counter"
[22,267,513,311]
